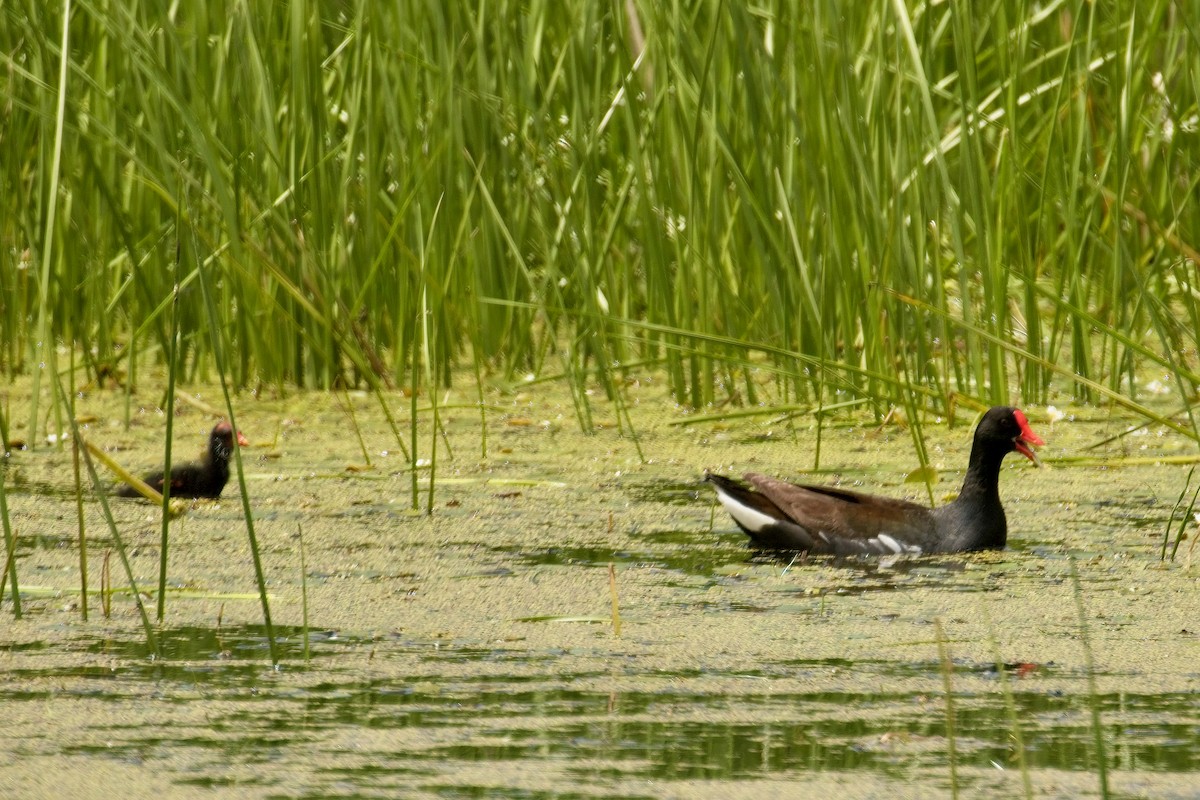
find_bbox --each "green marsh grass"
[2,1,1197,426]
[156,283,182,622]
[0,457,20,618]
[195,233,279,665]
[70,425,88,620]
[73,426,158,654]
[1162,465,1199,561]
[67,347,90,620]
[335,390,373,469]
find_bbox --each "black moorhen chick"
[706,406,1044,555]
[118,421,249,499]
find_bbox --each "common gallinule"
[118,421,249,499]
[706,406,1044,555]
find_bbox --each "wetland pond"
[2,379,1198,799]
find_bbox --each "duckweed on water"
[1,380,1199,798]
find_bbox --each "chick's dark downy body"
[118,421,248,499]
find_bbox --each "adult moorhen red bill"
[118,421,249,499]
[706,406,1044,555]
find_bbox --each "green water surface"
[2,380,1198,799]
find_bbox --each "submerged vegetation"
[1,1,1198,440]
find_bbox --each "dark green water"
[4,621,1197,796]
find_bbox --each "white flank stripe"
[876,534,905,554]
[713,486,777,533]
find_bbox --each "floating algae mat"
[2,382,1199,798]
